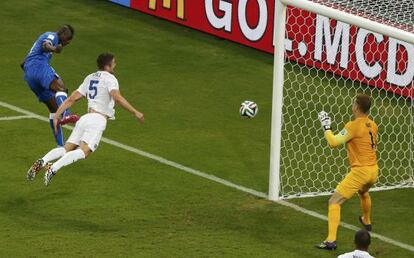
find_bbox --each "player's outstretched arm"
[318,111,351,148]
[110,90,144,124]
[53,91,83,131]
[42,41,63,53]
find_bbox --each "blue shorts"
[23,62,60,102]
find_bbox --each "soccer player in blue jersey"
[21,24,79,147]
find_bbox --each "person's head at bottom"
[355,229,371,251]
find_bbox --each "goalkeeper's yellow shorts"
[336,165,379,199]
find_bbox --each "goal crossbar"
[281,0,414,44]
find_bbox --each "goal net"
[269,0,414,200]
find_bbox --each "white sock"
[42,147,66,163]
[51,149,85,172]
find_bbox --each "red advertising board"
[113,0,413,98]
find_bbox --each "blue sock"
[49,113,64,147]
[55,91,71,117]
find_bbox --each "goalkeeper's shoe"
[59,114,80,125]
[44,163,56,186]
[359,216,372,232]
[27,159,44,181]
[315,241,337,250]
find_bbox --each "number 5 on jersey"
[89,80,99,99]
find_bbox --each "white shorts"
[67,113,107,152]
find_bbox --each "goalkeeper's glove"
[318,111,332,131]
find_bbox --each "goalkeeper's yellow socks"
[326,204,341,242]
[359,192,372,224]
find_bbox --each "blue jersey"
[24,32,59,66]
[23,32,61,103]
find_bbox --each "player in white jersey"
[338,230,374,258]
[26,53,144,186]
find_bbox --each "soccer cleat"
[315,241,337,250]
[59,114,80,125]
[359,216,372,232]
[27,159,44,181]
[44,163,56,186]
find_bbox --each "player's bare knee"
[79,142,92,157]
[57,81,68,93]
[81,148,91,158]
[64,143,78,152]
[64,145,71,152]
[83,150,91,158]
[60,87,69,94]
[50,78,68,93]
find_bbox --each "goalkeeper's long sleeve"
[324,130,352,148]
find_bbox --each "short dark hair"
[355,229,371,250]
[97,53,115,70]
[58,24,74,39]
[355,94,371,114]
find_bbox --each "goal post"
[268,0,287,201]
[269,0,414,200]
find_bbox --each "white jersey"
[338,250,374,258]
[77,71,119,119]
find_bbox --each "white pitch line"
[0,115,35,121]
[0,100,413,253]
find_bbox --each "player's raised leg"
[45,142,91,186]
[35,66,79,146]
[23,68,66,147]
[27,146,66,180]
[42,97,65,146]
[49,78,80,125]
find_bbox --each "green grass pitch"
[0,0,412,257]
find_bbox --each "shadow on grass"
[1,192,118,234]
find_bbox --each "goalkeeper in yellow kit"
[316,94,378,251]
